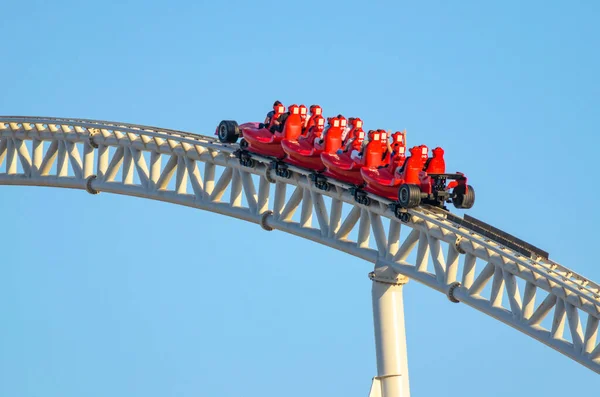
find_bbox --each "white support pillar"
[369,266,410,397]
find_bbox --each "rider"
[304,115,326,146]
[348,128,366,162]
[299,105,308,128]
[338,115,350,141]
[272,107,292,133]
[304,104,322,132]
[340,118,364,152]
[264,101,283,126]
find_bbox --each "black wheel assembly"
[217,120,240,143]
[398,184,422,208]
[452,184,475,209]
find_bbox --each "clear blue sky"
[1,0,599,396]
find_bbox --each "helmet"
[299,104,307,117]
[392,131,404,144]
[352,118,363,128]
[368,130,380,141]
[378,129,388,144]
[315,115,326,131]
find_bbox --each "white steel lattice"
[1,116,600,375]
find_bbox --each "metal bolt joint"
[369,270,409,286]
[455,236,466,254]
[260,210,273,231]
[88,129,99,148]
[85,175,99,195]
[447,281,461,303]
[264,166,275,184]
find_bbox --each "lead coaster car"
[390,173,474,224]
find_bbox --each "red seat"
[425,147,445,174]
[323,117,343,153]
[281,115,328,170]
[399,146,427,184]
[363,130,384,167]
[276,104,303,140]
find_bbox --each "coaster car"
[321,129,384,186]
[281,115,337,171]
[361,145,475,210]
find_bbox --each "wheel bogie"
[240,157,255,168]
[353,189,371,207]
[399,212,411,223]
[316,181,330,191]
[274,163,292,179]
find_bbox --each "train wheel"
[217,120,240,143]
[398,184,422,208]
[240,157,255,168]
[355,194,370,207]
[316,181,330,192]
[452,184,475,209]
[400,212,411,223]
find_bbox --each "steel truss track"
[1,116,600,374]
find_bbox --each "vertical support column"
[369,267,410,397]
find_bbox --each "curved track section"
[2,116,600,374]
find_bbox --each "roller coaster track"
[2,116,600,378]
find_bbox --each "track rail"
[1,116,600,374]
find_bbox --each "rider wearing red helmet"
[341,118,364,152]
[304,104,322,132]
[264,101,283,125]
[299,105,308,128]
